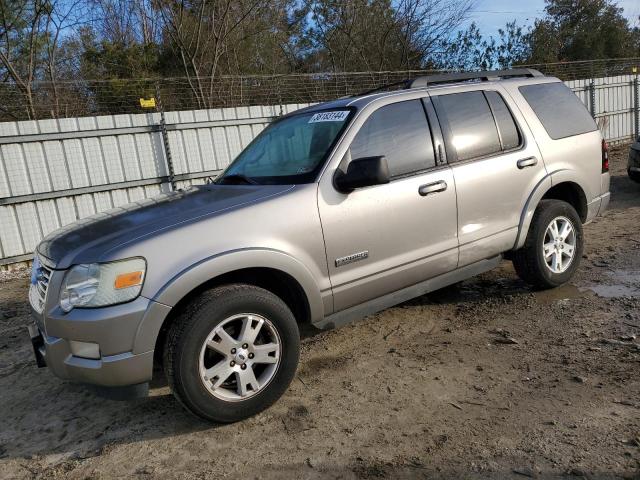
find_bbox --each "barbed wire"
[517,57,640,81]
[0,58,638,121]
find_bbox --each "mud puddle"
[581,269,640,298]
[535,283,583,303]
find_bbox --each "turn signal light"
[114,271,144,289]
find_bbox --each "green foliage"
[306,0,419,71]
[435,21,529,70]
[435,22,495,70]
[80,30,159,80]
[305,0,472,72]
[527,0,639,62]
[78,28,159,114]
[0,0,51,79]
[434,0,639,70]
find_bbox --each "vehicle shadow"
[240,463,637,480]
[0,377,215,462]
[0,330,219,461]
[401,266,539,309]
[609,171,640,209]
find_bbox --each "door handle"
[517,157,538,169]
[418,180,447,196]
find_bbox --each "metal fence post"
[155,82,176,191]
[589,80,596,119]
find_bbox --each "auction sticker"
[309,111,349,123]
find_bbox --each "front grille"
[29,256,52,315]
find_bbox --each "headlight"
[60,258,146,312]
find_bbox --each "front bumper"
[29,293,171,388]
[29,324,154,387]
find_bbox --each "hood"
[38,184,293,269]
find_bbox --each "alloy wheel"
[198,313,281,401]
[542,216,576,274]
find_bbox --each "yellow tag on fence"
[139,97,156,108]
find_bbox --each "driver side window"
[348,99,436,178]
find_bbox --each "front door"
[318,98,459,312]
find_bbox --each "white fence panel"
[0,103,310,265]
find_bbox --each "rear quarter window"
[519,83,597,140]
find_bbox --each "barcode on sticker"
[309,111,349,123]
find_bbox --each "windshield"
[216,109,352,185]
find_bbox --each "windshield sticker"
[308,111,349,123]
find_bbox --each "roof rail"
[355,79,412,97]
[407,68,544,89]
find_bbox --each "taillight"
[601,139,609,173]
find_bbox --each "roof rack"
[351,68,544,98]
[355,79,413,97]
[407,68,544,89]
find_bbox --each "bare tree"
[0,0,89,119]
[158,0,286,108]
[307,0,474,73]
[91,0,161,45]
[395,0,474,67]
[0,0,47,118]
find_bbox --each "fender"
[513,169,590,250]
[131,248,325,354]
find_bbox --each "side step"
[316,255,502,330]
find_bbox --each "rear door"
[431,86,546,266]
[318,98,459,312]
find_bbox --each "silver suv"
[28,69,610,422]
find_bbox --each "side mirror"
[334,156,390,193]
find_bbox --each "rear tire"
[164,284,300,423]
[512,199,583,289]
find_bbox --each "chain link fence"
[518,57,640,81]
[1,57,637,122]
[0,71,429,122]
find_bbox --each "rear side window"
[485,91,521,150]
[519,83,597,140]
[349,99,435,177]
[436,91,502,162]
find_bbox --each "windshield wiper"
[216,173,258,185]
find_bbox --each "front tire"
[512,200,583,289]
[164,284,300,423]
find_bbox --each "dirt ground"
[1,146,639,480]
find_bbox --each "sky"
[465,0,640,37]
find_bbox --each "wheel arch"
[132,249,325,356]
[514,173,589,250]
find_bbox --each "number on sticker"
[309,111,349,123]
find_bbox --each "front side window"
[348,99,435,177]
[217,109,352,185]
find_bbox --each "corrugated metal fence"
[567,74,639,144]
[1,73,639,266]
[0,103,312,266]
